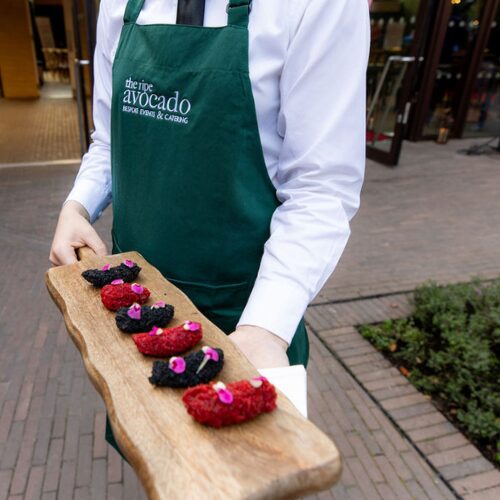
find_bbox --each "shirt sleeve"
[237,0,370,344]
[65,0,114,223]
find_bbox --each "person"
[50,0,369,372]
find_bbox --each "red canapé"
[182,377,277,428]
[100,281,150,311]
[132,321,202,357]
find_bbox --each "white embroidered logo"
[122,77,191,125]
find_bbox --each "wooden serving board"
[45,249,342,499]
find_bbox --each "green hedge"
[359,279,500,464]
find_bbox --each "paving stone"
[32,417,53,465]
[372,455,413,500]
[381,393,430,411]
[93,413,107,459]
[76,435,93,488]
[345,457,382,500]
[0,400,16,444]
[371,413,409,453]
[372,431,413,481]
[389,402,436,421]
[345,390,380,432]
[374,482,399,500]
[0,470,13,500]
[13,381,34,422]
[108,483,123,500]
[41,493,56,500]
[403,479,428,499]
[357,367,402,384]
[24,466,45,500]
[58,460,77,499]
[440,456,494,481]
[407,422,458,442]
[418,433,470,455]
[371,383,418,402]
[316,489,336,500]
[91,459,107,500]
[400,451,451,499]
[0,421,24,469]
[349,359,393,376]
[345,485,364,499]
[74,486,90,500]
[63,415,80,462]
[9,419,38,495]
[462,486,500,500]
[427,445,482,468]
[344,353,383,368]
[451,469,500,495]
[43,438,64,492]
[347,434,385,484]
[398,411,447,432]
[334,345,375,358]
[333,339,373,353]
[107,447,123,484]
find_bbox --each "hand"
[229,325,290,369]
[49,200,108,266]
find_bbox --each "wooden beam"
[0,0,40,98]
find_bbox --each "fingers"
[83,227,108,256]
[49,244,78,266]
[49,205,108,267]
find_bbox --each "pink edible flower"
[169,357,186,374]
[214,382,233,405]
[196,346,219,374]
[249,376,267,388]
[183,321,201,332]
[123,259,135,268]
[131,283,144,294]
[127,303,142,320]
[111,279,124,285]
[101,264,111,271]
[151,301,166,309]
[202,346,219,362]
[148,326,164,337]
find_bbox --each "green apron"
[106,0,309,455]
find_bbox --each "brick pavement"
[1,137,499,499]
[0,92,80,164]
[316,137,500,303]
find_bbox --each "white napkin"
[258,365,308,418]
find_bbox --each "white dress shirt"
[67,0,370,345]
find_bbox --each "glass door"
[366,0,435,166]
[72,0,98,154]
[408,0,498,141]
[423,0,488,137]
[461,2,500,137]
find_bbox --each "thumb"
[82,228,108,256]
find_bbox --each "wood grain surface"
[45,249,342,499]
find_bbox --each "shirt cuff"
[65,179,111,224]
[237,277,310,346]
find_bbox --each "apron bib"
[111,0,309,365]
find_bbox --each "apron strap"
[124,0,146,24]
[227,0,252,28]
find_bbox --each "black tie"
[176,0,206,26]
